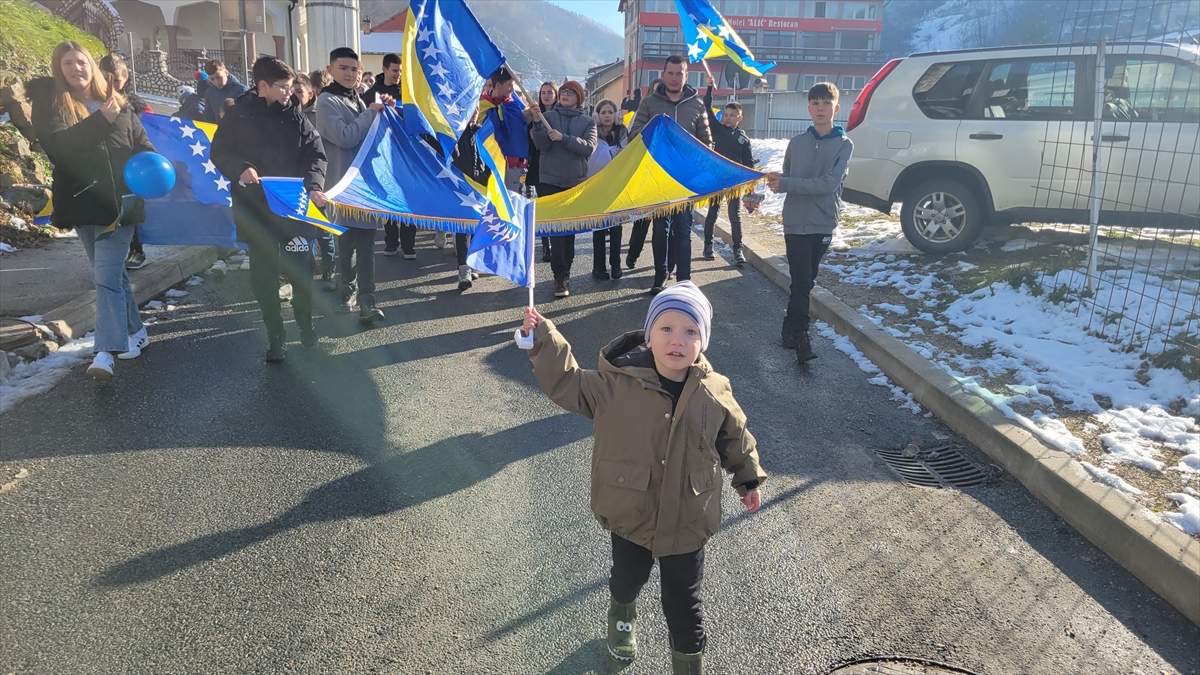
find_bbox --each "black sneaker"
[592,269,610,281]
[300,330,318,348]
[625,254,637,270]
[796,333,817,363]
[780,334,798,350]
[125,251,147,270]
[702,245,715,260]
[610,265,623,280]
[648,275,665,295]
[733,246,746,267]
[359,305,385,325]
[383,245,400,257]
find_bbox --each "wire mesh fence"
[1010,0,1199,377]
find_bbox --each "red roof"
[369,11,407,33]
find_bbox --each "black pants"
[455,233,469,266]
[384,222,416,254]
[610,533,705,654]
[540,183,575,281]
[314,232,335,276]
[652,211,691,283]
[782,233,832,339]
[703,197,742,249]
[248,236,313,342]
[627,218,650,265]
[337,227,377,308]
[592,225,622,275]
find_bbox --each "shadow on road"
[94,414,586,586]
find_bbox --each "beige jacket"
[529,319,766,556]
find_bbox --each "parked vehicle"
[843,42,1200,253]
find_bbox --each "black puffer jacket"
[210,91,327,244]
[29,77,155,229]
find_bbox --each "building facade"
[618,0,884,99]
[585,59,626,110]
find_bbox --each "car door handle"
[969,132,1004,140]
[1101,134,1130,142]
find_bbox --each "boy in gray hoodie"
[315,47,389,325]
[767,82,852,363]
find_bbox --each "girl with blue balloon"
[30,41,168,380]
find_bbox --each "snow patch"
[814,321,924,415]
[0,335,95,414]
[1164,493,1200,536]
[1080,461,1145,496]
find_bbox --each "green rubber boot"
[606,599,637,662]
[671,648,704,674]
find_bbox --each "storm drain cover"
[826,657,980,675]
[875,442,992,489]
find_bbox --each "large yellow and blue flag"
[401,0,505,156]
[465,115,534,288]
[675,0,775,78]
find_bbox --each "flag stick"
[504,64,550,127]
[527,199,536,309]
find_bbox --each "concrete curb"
[715,220,1200,625]
[42,246,220,340]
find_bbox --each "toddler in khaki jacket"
[518,281,766,675]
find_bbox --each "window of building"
[688,71,704,88]
[762,0,801,16]
[839,31,873,50]
[760,32,797,48]
[738,30,758,48]
[912,61,984,119]
[644,69,662,88]
[980,59,1078,120]
[642,26,680,43]
[838,75,866,91]
[1105,57,1199,122]
[798,74,833,92]
[842,2,875,19]
[802,32,836,49]
[723,0,759,14]
[807,1,828,18]
[642,0,675,12]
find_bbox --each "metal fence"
[132,48,247,87]
[1011,0,1199,372]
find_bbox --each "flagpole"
[527,198,536,309]
[504,64,550,127]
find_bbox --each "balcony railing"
[641,42,883,66]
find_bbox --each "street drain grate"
[875,442,991,489]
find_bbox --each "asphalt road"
[2,231,1197,674]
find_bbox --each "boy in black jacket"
[702,84,754,266]
[211,56,328,363]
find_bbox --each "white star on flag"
[438,81,456,98]
[179,126,197,139]
[214,175,230,191]
[688,42,702,59]
[202,159,217,175]
[456,190,486,212]
[417,27,433,42]
[717,23,734,39]
[189,140,206,157]
[437,165,464,187]
[444,101,461,117]
[422,43,443,59]
[428,61,449,79]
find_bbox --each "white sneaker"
[118,328,149,360]
[87,352,115,380]
[443,232,454,249]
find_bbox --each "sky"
[546,0,626,36]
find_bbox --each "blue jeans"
[76,225,143,353]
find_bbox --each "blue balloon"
[123,151,176,199]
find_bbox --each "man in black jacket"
[211,56,328,363]
[702,84,754,266]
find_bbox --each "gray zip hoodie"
[778,126,853,236]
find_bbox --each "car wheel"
[900,179,985,254]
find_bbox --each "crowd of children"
[35,40,852,674]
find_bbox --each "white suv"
[842,42,1200,253]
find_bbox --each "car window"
[980,59,1078,120]
[1105,57,1199,122]
[912,61,984,119]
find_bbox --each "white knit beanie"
[643,281,713,351]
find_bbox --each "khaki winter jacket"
[529,319,766,556]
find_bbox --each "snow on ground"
[814,321,924,415]
[749,139,1200,536]
[0,335,94,414]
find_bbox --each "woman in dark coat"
[31,42,157,379]
[525,81,557,262]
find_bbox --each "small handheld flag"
[675,0,775,79]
